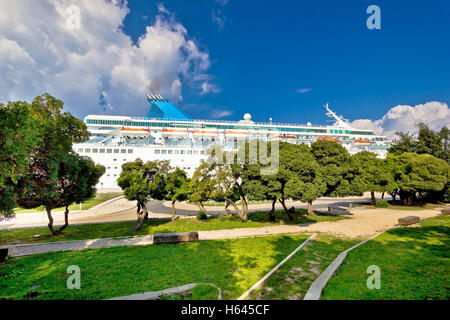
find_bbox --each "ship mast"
[324,103,352,129]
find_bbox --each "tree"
[188,162,215,214]
[57,154,105,232]
[16,94,89,234]
[118,159,171,231]
[352,151,396,205]
[165,168,189,221]
[311,139,364,198]
[0,101,40,217]
[389,122,449,164]
[284,146,326,215]
[389,153,449,205]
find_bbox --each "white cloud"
[297,88,312,94]
[200,81,221,95]
[211,109,232,118]
[351,102,450,137]
[212,0,229,30]
[0,0,218,117]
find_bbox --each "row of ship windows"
[78,148,133,154]
[77,147,206,156]
[85,119,332,134]
[155,149,205,155]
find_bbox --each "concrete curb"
[303,229,391,300]
[237,233,316,300]
[108,283,222,300]
[2,235,154,257]
[86,195,125,211]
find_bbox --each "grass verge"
[13,192,123,213]
[322,215,450,300]
[248,234,360,300]
[0,234,310,300]
[0,209,345,246]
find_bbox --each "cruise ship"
[73,95,391,188]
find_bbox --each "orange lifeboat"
[354,139,370,144]
[317,136,341,143]
[120,126,150,135]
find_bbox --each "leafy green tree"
[188,161,215,214]
[57,154,105,232]
[311,139,363,198]
[352,151,396,204]
[0,101,40,217]
[118,159,171,230]
[389,153,449,205]
[389,123,449,164]
[284,146,326,215]
[16,94,89,234]
[165,168,189,221]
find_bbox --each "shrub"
[197,211,208,220]
[375,199,389,208]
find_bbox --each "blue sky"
[122,0,450,124]
[0,0,449,135]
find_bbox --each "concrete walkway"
[2,205,442,257]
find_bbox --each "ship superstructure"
[73,95,391,188]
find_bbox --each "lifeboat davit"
[225,130,249,137]
[161,128,189,135]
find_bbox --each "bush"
[375,199,389,208]
[197,211,208,220]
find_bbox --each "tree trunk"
[279,198,293,220]
[46,206,69,235]
[46,206,58,235]
[171,200,177,221]
[197,202,206,214]
[58,205,70,233]
[227,198,243,220]
[224,200,233,216]
[370,191,376,205]
[237,186,248,222]
[307,201,317,216]
[390,191,397,204]
[132,202,148,231]
[268,199,276,221]
[381,192,385,200]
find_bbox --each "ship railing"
[125,116,331,129]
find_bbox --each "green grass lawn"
[13,192,123,214]
[322,215,450,300]
[0,234,310,300]
[248,235,360,300]
[0,209,345,246]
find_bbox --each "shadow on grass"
[322,216,450,300]
[0,234,310,300]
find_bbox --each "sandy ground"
[197,207,442,239]
[1,193,445,239]
[0,193,378,230]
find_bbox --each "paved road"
[0,193,390,230]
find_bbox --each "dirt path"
[3,206,443,257]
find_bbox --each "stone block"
[153,232,199,244]
[398,216,420,226]
[441,207,450,215]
